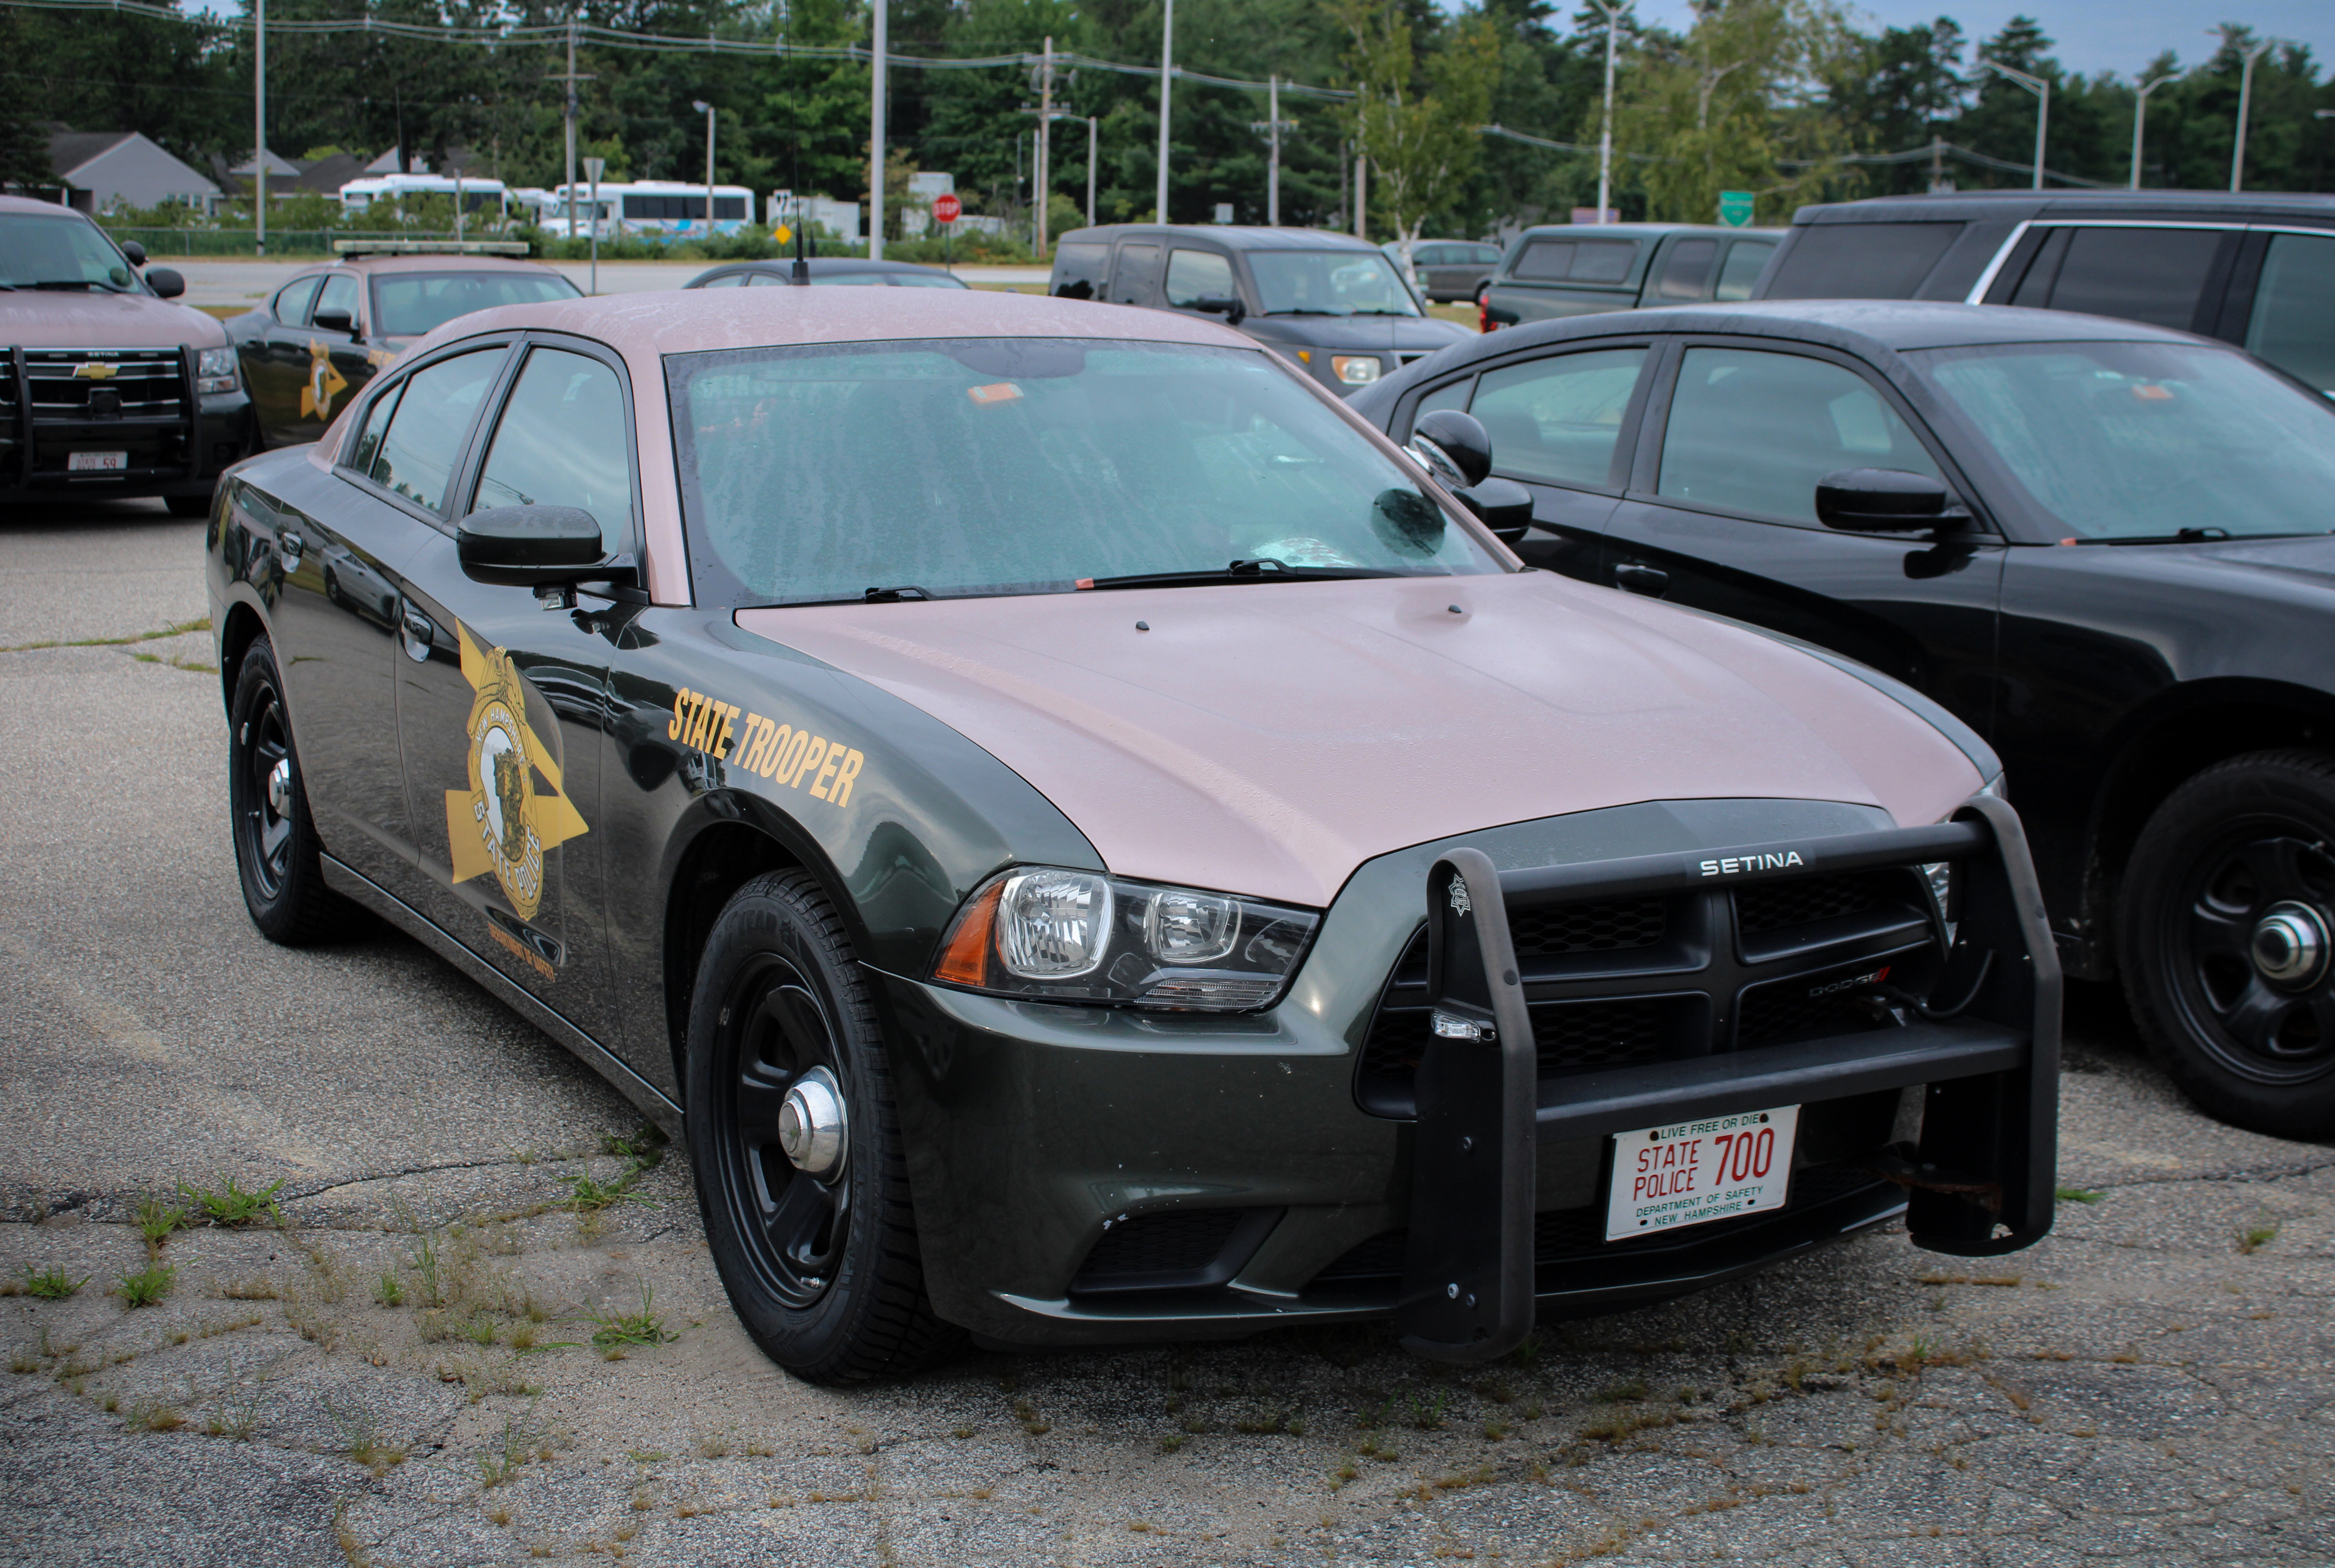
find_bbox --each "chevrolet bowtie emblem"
[72,363,119,380]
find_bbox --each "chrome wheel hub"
[775,1066,847,1180]
[2251,901,2329,989]
[265,757,293,820]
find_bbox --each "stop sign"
[933,193,962,225]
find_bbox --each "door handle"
[1614,563,1669,599]
[399,603,434,663]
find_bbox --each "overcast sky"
[1625,1,2329,82]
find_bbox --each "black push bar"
[1394,793,2060,1363]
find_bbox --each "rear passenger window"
[1164,249,1236,307]
[2244,232,2335,397]
[473,348,634,536]
[1763,223,1963,300]
[366,349,505,515]
[2044,227,2227,331]
[1715,241,1774,301]
[1467,347,1646,489]
[1651,239,1718,300]
[1658,348,1938,523]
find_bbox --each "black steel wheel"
[685,870,959,1383]
[2121,749,2335,1139]
[226,636,362,945]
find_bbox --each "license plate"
[68,450,128,473]
[1605,1104,1800,1241]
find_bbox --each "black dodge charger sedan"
[1352,300,2335,1139]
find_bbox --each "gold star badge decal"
[442,624,588,923]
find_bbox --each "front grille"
[1308,1159,1892,1287]
[1355,864,1938,1119]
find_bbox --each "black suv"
[1755,190,2335,396]
[1049,225,1469,397]
[1481,224,1783,334]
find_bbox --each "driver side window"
[1656,348,1939,525]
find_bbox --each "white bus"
[339,174,510,222]
[544,181,754,238]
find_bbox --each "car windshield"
[371,271,580,338]
[1911,340,2335,541]
[1249,250,1420,316]
[0,213,135,290]
[668,338,1497,607]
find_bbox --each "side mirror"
[145,266,184,299]
[312,307,359,339]
[121,240,148,266]
[1455,477,1534,545]
[1191,295,1246,327]
[1816,468,1955,533]
[1407,409,1493,489]
[457,505,610,586]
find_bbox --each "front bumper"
[879,796,2057,1357]
[2,345,253,499]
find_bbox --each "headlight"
[196,347,239,396]
[931,867,1319,1012]
[1330,355,1382,386]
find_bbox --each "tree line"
[1,0,2329,241]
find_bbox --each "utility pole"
[2230,37,2275,191]
[1977,57,2049,189]
[1591,0,1618,224]
[694,100,716,233]
[1086,116,1097,228]
[253,0,265,254]
[1036,37,1053,253]
[870,0,886,259]
[1155,0,1173,222]
[2130,71,2177,189]
[1249,75,1296,226]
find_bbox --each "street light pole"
[2130,72,2176,189]
[870,0,886,259]
[2230,38,2275,191]
[1977,57,2050,189]
[253,0,265,255]
[1155,0,1173,223]
[693,100,715,235]
[1591,0,1618,224]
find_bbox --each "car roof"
[404,286,1252,361]
[1792,189,2335,226]
[1431,300,2205,363]
[1056,225,1382,253]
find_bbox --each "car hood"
[0,290,226,349]
[1241,314,1472,355]
[737,572,1981,908]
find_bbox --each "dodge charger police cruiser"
[205,287,2057,1383]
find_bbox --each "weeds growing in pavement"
[177,1175,285,1228]
[587,1282,675,1350]
[115,1263,176,1308]
[22,1265,90,1301]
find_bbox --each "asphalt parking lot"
[1,501,2330,1567]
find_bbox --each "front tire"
[228,637,363,945]
[685,870,959,1384]
[2119,749,2335,1139]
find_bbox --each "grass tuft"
[115,1262,176,1308]
[22,1265,91,1301]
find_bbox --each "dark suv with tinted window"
[1049,225,1469,396]
[1754,190,2335,396]
[1481,223,1783,334]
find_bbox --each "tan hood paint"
[0,291,226,351]
[737,572,1981,909]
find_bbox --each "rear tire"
[2118,749,2335,1140]
[685,870,960,1384]
[228,636,364,944]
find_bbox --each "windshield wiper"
[2064,526,2326,546]
[1084,559,1402,590]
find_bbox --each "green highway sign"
[1717,190,1755,228]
